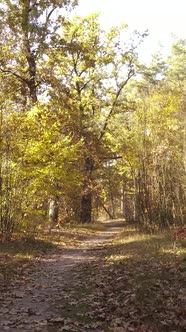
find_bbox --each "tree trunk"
[21,0,37,105]
[49,198,59,228]
[184,112,186,172]
[97,196,114,219]
[80,191,92,223]
[80,156,94,223]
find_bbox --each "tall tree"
[0,0,78,238]
[45,15,145,222]
[166,39,186,171]
[109,50,186,228]
[0,0,77,105]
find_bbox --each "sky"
[72,0,186,63]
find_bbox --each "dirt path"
[0,221,124,332]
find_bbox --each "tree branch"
[101,156,122,160]
[0,67,28,84]
[96,196,114,219]
[98,68,135,141]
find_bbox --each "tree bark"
[80,191,92,223]
[184,111,186,172]
[21,0,37,104]
[49,198,59,227]
[80,156,94,223]
[97,196,114,219]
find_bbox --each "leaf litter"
[0,221,185,331]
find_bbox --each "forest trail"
[0,220,125,332]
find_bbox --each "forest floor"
[0,220,186,332]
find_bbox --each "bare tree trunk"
[184,111,186,172]
[80,191,92,223]
[49,198,59,228]
[96,196,114,219]
[80,156,94,223]
[21,0,37,105]
[109,182,115,219]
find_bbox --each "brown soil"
[0,221,123,332]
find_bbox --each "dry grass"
[109,225,186,262]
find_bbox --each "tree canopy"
[0,0,186,240]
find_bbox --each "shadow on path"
[0,220,125,332]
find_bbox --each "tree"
[166,39,186,172]
[109,49,186,229]
[44,15,145,222]
[0,0,78,239]
[0,0,77,104]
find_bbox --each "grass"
[100,224,186,331]
[0,235,56,255]
[55,223,185,331]
[0,234,59,288]
[0,229,82,287]
[108,225,186,262]
[0,221,110,288]
[63,221,110,234]
[76,223,108,232]
[0,221,185,331]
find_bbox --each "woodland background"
[0,0,186,241]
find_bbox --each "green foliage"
[0,0,186,236]
[108,43,186,228]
